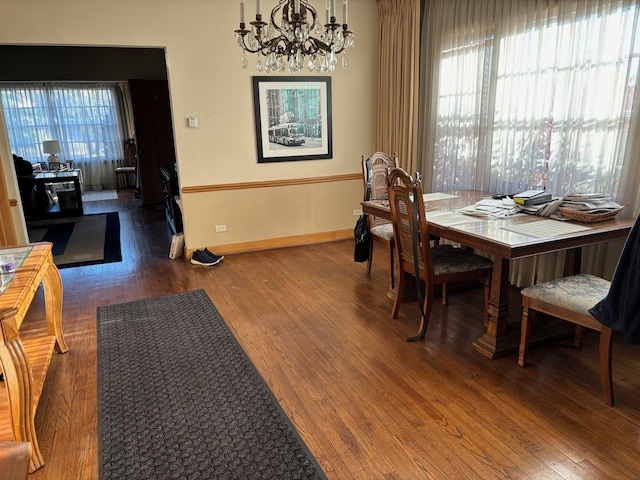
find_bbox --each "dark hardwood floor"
[20,189,640,479]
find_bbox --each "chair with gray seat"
[386,167,493,341]
[518,214,640,406]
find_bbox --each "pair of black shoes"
[191,248,224,266]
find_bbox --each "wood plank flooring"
[17,189,640,479]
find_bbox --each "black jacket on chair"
[589,215,640,343]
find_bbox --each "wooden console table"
[0,243,68,472]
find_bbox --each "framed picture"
[252,76,332,163]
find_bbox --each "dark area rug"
[97,289,326,480]
[27,212,121,268]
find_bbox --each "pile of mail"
[559,193,624,214]
[458,196,522,218]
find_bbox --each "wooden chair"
[518,274,614,405]
[518,215,640,406]
[115,138,137,190]
[386,167,493,341]
[361,152,398,291]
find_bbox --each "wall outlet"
[353,209,362,216]
[215,224,227,232]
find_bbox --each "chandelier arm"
[302,1,318,30]
[304,33,350,56]
[236,30,266,54]
[263,38,292,57]
[269,0,289,36]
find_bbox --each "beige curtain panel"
[376,0,421,174]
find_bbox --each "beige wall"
[0,0,378,252]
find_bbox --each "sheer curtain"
[419,0,640,285]
[1,82,126,190]
[376,0,421,172]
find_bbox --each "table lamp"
[42,140,62,163]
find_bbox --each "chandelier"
[234,0,355,73]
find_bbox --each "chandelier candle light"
[235,0,355,73]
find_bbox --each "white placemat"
[427,210,485,227]
[423,192,459,201]
[500,219,592,238]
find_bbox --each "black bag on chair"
[354,213,370,262]
[354,161,373,263]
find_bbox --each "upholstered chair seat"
[370,223,395,242]
[431,245,494,276]
[521,274,610,315]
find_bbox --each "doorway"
[0,45,177,240]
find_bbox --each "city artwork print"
[252,76,332,163]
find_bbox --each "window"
[431,1,640,199]
[1,83,125,168]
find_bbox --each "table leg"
[42,257,68,354]
[0,310,45,472]
[472,257,516,358]
[472,250,582,359]
[74,177,83,214]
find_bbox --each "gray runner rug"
[97,289,326,480]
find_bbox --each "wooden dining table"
[362,190,635,358]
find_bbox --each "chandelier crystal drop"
[234,0,355,73]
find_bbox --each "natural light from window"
[433,3,640,200]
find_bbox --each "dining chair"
[386,167,493,341]
[518,214,640,406]
[361,151,398,291]
[115,138,137,190]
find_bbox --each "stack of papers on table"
[560,193,623,213]
[458,197,522,218]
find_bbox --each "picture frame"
[252,76,332,163]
